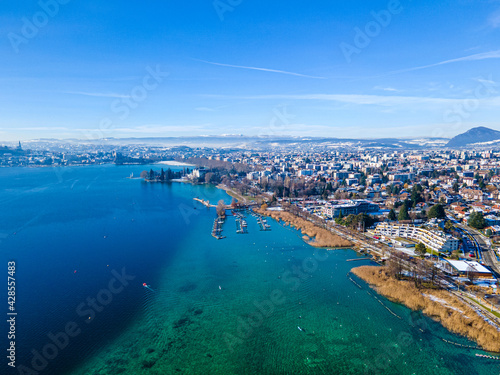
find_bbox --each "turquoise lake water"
[0,165,498,374]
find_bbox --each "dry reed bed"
[255,208,352,248]
[352,265,500,353]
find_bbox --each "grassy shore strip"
[352,265,500,353]
[254,208,353,248]
[217,184,255,204]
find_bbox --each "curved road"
[447,210,500,278]
[462,225,500,278]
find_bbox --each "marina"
[249,211,272,231]
[234,212,248,234]
[211,216,226,239]
[257,215,271,231]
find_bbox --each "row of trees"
[387,203,446,222]
[386,251,443,289]
[335,213,376,230]
[141,168,185,181]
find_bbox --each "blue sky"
[1,0,500,141]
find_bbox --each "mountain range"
[20,126,500,150]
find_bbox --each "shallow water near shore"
[0,165,498,374]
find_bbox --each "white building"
[373,223,459,253]
[440,260,493,279]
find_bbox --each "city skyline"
[2,0,500,141]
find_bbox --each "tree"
[467,266,476,283]
[409,259,428,288]
[360,175,367,186]
[322,189,329,200]
[230,198,237,209]
[415,243,427,256]
[452,182,459,193]
[486,228,492,237]
[216,200,226,217]
[428,204,446,219]
[444,220,453,231]
[387,251,407,279]
[398,204,410,221]
[468,211,486,229]
[355,213,375,230]
[140,170,148,179]
[205,172,214,184]
[388,209,397,221]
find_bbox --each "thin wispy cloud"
[193,59,326,79]
[384,50,500,75]
[212,93,500,107]
[1,126,70,131]
[64,91,131,99]
[111,124,211,133]
[194,103,236,112]
[488,9,500,28]
[195,107,216,112]
[374,86,399,92]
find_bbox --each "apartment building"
[373,223,459,253]
[323,199,379,217]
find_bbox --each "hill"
[446,127,500,148]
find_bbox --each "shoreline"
[254,207,353,248]
[217,184,255,205]
[351,265,500,353]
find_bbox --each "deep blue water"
[0,164,231,374]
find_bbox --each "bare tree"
[216,200,226,217]
[205,172,214,184]
[467,266,476,283]
[386,251,407,280]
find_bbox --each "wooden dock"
[346,257,372,262]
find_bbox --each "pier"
[194,198,215,208]
[234,212,248,234]
[346,257,373,262]
[211,216,226,239]
[255,214,271,231]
